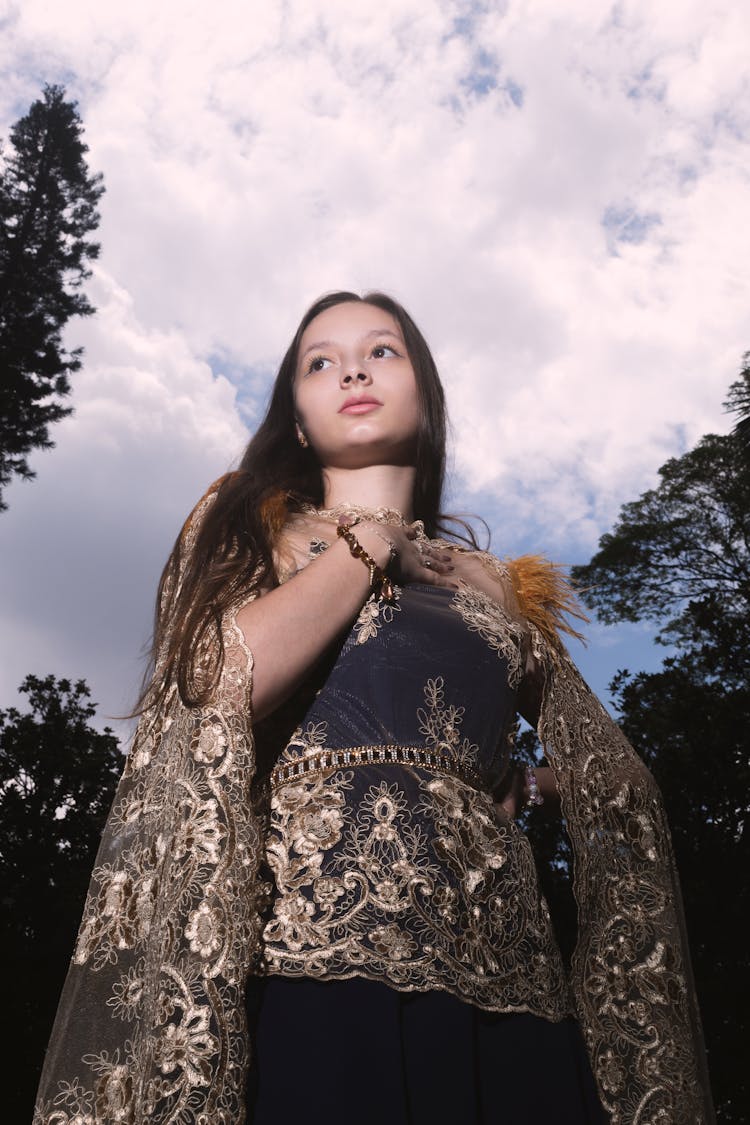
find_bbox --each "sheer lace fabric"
[33,497,714,1124]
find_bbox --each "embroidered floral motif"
[417,675,479,770]
[91,1060,134,1123]
[259,687,571,1018]
[313,875,346,906]
[352,589,402,644]
[172,789,225,864]
[450,582,525,687]
[369,923,418,961]
[597,1048,626,1095]
[290,797,345,856]
[107,963,145,1023]
[191,717,228,764]
[185,901,225,958]
[151,1001,217,1086]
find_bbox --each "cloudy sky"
[1,0,749,740]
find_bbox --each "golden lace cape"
[34,496,714,1124]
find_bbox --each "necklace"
[301,501,412,527]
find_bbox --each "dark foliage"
[607,661,749,1122]
[0,675,122,1119]
[570,369,750,1122]
[725,352,750,449]
[0,83,104,509]
[569,433,749,648]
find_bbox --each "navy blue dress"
[246,574,607,1123]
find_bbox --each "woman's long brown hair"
[140,290,481,713]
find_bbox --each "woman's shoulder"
[439,543,589,650]
[501,552,588,648]
[176,473,234,545]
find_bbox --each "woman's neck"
[321,464,416,522]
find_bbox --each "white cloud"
[1,0,748,724]
[0,267,246,730]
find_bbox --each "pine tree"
[0,83,104,510]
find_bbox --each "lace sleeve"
[34,492,265,1124]
[536,634,715,1122]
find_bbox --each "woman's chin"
[324,445,417,471]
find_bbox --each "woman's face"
[293,301,420,469]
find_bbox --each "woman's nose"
[340,366,372,387]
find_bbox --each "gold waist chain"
[269,743,489,793]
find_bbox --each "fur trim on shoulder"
[505,554,589,648]
[258,487,291,540]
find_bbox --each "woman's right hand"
[357,522,458,590]
[241,519,457,722]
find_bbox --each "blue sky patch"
[602,204,662,252]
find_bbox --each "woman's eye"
[306,355,332,375]
[371,344,398,359]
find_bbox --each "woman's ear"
[295,422,309,448]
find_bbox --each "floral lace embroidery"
[34,488,263,1124]
[450,582,525,687]
[260,761,570,1017]
[352,588,403,645]
[257,683,571,1019]
[538,638,715,1122]
[417,675,479,772]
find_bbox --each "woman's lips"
[339,400,382,414]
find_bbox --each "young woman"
[35,292,714,1124]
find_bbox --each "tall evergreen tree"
[0,83,104,510]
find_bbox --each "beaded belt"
[268,743,489,793]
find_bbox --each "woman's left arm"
[493,764,561,819]
[444,549,562,819]
[499,639,562,819]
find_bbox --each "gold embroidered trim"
[269,742,489,792]
[261,760,571,1021]
[299,500,418,528]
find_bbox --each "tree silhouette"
[0,675,122,1120]
[725,352,750,450]
[0,83,104,509]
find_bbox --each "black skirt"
[245,975,608,1125]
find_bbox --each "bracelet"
[524,765,544,809]
[364,525,398,562]
[336,523,396,602]
[342,516,398,564]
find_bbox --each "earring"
[296,425,308,448]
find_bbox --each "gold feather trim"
[259,488,291,539]
[505,554,589,649]
[179,478,291,549]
